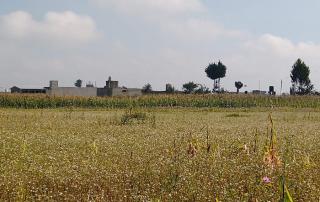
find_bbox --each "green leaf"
[284,185,294,202]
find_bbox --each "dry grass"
[0,108,319,201]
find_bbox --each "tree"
[195,84,211,94]
[166,84,175,94]
[74,79,82,88]
[142,83,152,94]
[183,82,198,94]
[290,59,314,95]
[205,61,227,92]
[235,81,244,94]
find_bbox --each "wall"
[97,88,112,96]
[112,88,142,96]
[46,86,142,97]
[47,87,97,97]
[127,88,143,96]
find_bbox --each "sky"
[1,0,320,93]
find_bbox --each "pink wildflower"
[263,176,271,183]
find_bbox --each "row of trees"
[144,58,314,95]
[202,59,314,95]
[143,61,228,94]
[143,61,243,94]
[142,82,211,94]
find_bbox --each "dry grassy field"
[0,106,319,201]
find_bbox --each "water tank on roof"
[269,86,275,95]
[50,80,58,88]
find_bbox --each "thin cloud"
[91,0,205,15]
[0,11,100,44]
[163,18,247,42]
[245,34,320,58]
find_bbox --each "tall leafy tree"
[235,81,243,94]
[183,82,198,94]
[205,61,227,92]
[290,59,313,95]
[74,79,82,88]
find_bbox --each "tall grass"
[1,94,320,109]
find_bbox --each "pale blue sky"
[1,0,320,92]
[205,0,320,42]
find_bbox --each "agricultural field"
[0,102,320,201]
[2,94,320,109]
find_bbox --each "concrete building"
[11,77,143,97]
[96,77,142,96]
[10,86,46,94]
[252,90,267,95]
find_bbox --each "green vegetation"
[0,107,319,201]
[2,94,320,109]
[205,61,227,92]
[225,113,249,118]
[120,109,148,125]
[142,83,152,94]
[74,79,83,88]
[182,82,199,94]
[235,81,244,94]
[290,59,314,95]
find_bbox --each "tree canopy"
[235,81,244,94]
[205,61,227,92]
[195,84,211,94]
[142,83,152,93]
[183,82,198,94]
[166,84,175,93]
[290,59,313,95]
[74,79,82,88]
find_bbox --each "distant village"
[9,59,314,97]
[10,76,277,97]
[6,58,314,97]
[11,77,142,97]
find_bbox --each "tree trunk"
[213,79,218,92]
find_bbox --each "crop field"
[2,94,320,109]
[0,103,320,201]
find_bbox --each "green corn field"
[1,93,320,109]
